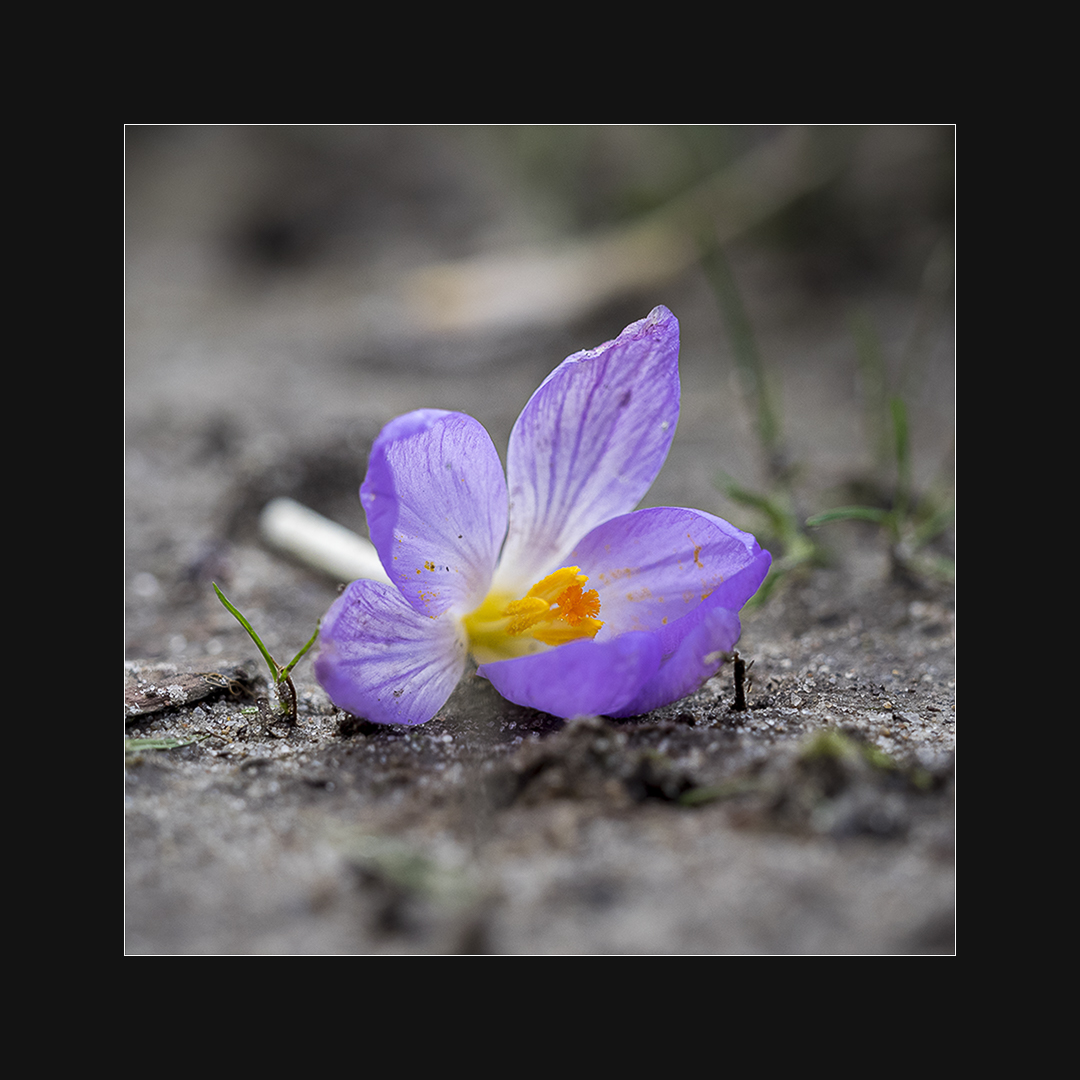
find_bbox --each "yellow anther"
[463,566,604,663]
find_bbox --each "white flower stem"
[259,497,390,585]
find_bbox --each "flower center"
[463,566,603,663]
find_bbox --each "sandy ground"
[125,126,954,954]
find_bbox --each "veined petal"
[362,409,507,618]
[477,632,662,719]
[496,305,680,594]
[478,510,770,720]
[606,605,742,719]
[566,506,770,641]
[314,579,467,726]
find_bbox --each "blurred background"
[125,125,954,660]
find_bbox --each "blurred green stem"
[809,296,953,584]
[704,242,822,599]
[701,242,783,476]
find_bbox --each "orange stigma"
[463,566,604,662]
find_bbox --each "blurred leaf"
[806,506,892,527]
[125,734,210,758]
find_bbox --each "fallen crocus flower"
[315,305,771,724]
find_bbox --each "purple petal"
[478,509,772,720]
[478,632,662,719]
[496,305,681,593]
[606,605,742,718]
[314,578,467,726]
[362,409,507,617]
[567,506,771,642]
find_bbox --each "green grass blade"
[212,582,280,683]
[890,394,911,516]
[281,623,320,679]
